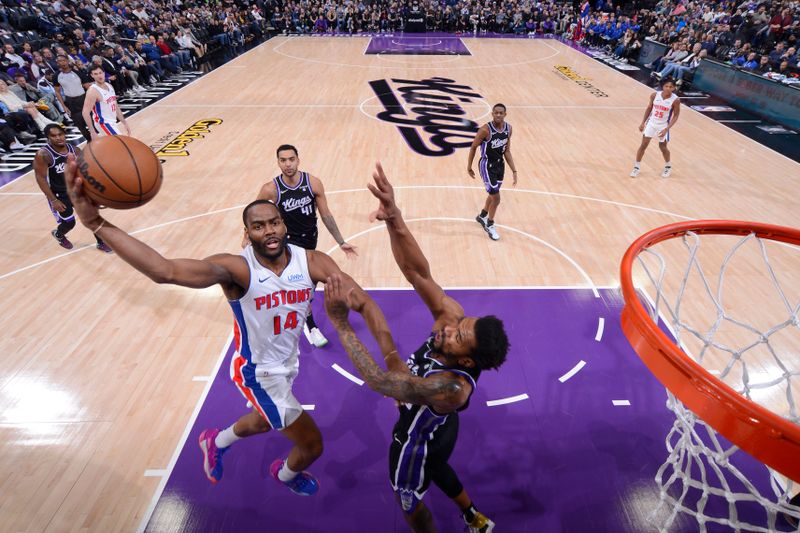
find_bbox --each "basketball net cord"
[636,231,800,532]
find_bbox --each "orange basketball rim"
[620,220,800,483]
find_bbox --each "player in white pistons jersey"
[81,64,131,140]
[60,163,397,499]
[630,78,681,179]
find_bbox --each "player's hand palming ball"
[77,135,163,209]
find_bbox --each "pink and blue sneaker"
[269,458,319,496]
[199,429,228,484]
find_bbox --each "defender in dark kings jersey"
[33,124,112,253]
[467,103,518,242]
[252,144,357,348]
[325,163,509,533]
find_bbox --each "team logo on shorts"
[367,77,483,157]
[399,489,416,511]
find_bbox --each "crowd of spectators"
[264,0,798,87]
[0,0,796,154]
[0,0,271,154]
[579,0,799,86]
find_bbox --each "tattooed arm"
[324,274,470,413]
[308,252,396,363]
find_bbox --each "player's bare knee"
[256,416,271,433]
[407,503,434,532]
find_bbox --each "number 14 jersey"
[229,243,314,368]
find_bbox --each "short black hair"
[276,144,298,158]
[661,77,676,87]
[493,103,507,112]
[90,64,104,73]
[44,124,66,137]
[471,315,509,370]
[242,199,279,226]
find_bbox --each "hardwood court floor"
[0,36,797,532]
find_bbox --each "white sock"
[634,162,641,168]
[278,460,298,482]
[214,425,241,449]
[664,162,672,168]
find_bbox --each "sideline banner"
[636,39,669,67]
[694,59,800,130]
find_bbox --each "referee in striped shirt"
[54,55,92,141]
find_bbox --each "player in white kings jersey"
[63,159,396,497]
[630,78,681,179]
[81,64,131,140]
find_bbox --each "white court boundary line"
[325,216,600,298]
[559,360,587,383]
[0,204,242,281]
[272,35,561,70]
[331,363,365,386]
[486,393,529,407]
[595,317,605,342]
[0,184,693,282]
[390,39,443,47]
[375,52,463,64]
[136,332,233,533]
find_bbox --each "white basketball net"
[634,230,800,532]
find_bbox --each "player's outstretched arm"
[640,92,656,131]
[368,163,463,323]
[81,88,97,140]
[667,99,681,130]
[308,252,399,369]
[466,125,489,179]
[325,276,469,413]
[65,154,240,290]
[311,176,357,259]
[503,127,519,186]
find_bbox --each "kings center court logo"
[368,77,483,157]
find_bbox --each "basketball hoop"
[620,220,800,532]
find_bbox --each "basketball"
[77,136,163,209]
